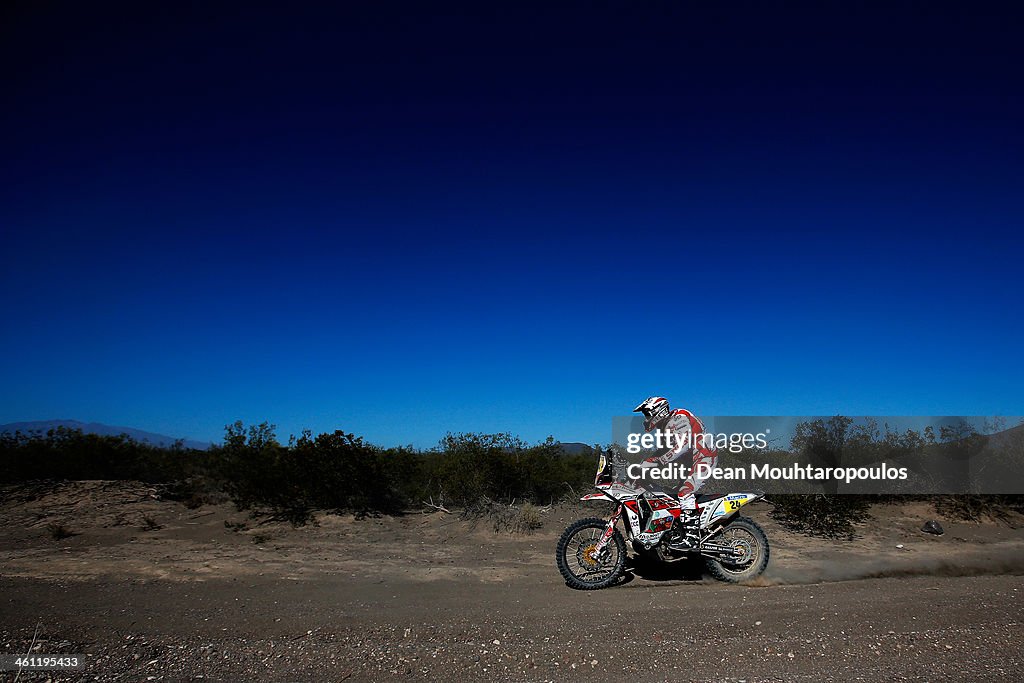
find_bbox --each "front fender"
[581,492,613,502]
[702,491,765,527]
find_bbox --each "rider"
[633,397,718,544]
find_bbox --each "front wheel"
[556,517,626,590]
[704,516,770,583]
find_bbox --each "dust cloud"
[745,546,1024,586]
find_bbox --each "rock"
[921,520,944,535]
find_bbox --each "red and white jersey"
[640,407,718,508]
[646,408,716,465]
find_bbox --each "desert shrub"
[426,433,527,506]
[139,514,162,531]
[0,422,596,519]
[420,433,593,507]
[46,522,74,540]
[463,498,545,534]
[216,421,289,511]
[0,427,195,484]
[933,494,1024,522]
[215,424,419,522]
[770,494,871,539]
[180,487,227,509]
[514,501,544,532]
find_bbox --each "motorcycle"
[556,450,770,589]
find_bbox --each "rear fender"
[581,492,614,502]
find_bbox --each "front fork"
[593,504,622,553]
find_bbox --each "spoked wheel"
[556,517,626,590]
[704,517,770,583]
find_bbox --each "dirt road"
[1,482,1022,681]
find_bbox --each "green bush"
[5,417,1018,537]
[933,494,1024,522]
[0,423,594,525]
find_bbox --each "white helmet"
[634,396,671,432]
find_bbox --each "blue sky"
[2,3,1022,448]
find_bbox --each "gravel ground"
[1,482,1021,681]
[1,572,1021,682]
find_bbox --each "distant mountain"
[556,442,596,455]
[0,420,213,450]
[985,420,1024,446]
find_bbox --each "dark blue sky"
[2,2,1022,447]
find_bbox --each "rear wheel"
[556,517,626,590]
[704,517,770,583]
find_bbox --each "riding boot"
[670,509,701,549]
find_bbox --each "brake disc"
[577,542,601,568]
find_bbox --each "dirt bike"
[556,451,770,589]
